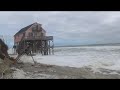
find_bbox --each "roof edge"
[14,22,43,37]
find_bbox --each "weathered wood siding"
[14,23,46,43]
[14,33,24,43]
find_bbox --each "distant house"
[13,22,54,55]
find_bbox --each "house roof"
[14,23,34,36]
[14,22,44,37]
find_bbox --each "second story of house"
[14,22,46,43]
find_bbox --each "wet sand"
[2,62,120,79]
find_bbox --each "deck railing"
[24,36,53,40]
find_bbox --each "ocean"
[9,45,120,74]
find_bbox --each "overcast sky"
[1,11,120,46]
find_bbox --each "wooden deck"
[14,36,54,55]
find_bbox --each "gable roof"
[14,23,34,37]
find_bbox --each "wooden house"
[14,22,54,55]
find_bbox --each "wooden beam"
[49,40,51,55]
[52,40,54,55]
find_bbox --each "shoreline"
[1,54,120,79]
[2,62,120,79]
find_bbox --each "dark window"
[41,33,43,37]
[23,32,25,36]
[28,32,33,37]
[32,25,37,31]
[35,33,37,36]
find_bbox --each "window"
[23,32,25,36]
[28,32,33,37]
[38,25,40,31]
[35,33,37,36]
[32,25,37,31]
[41,33,43,37]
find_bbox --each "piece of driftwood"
[16,44,36,64]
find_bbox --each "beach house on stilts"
[13,22,54,55]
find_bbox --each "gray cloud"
[1,11,120,45]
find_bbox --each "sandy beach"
[2,46,120,79]
[1,55,120,79]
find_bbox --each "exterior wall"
[25,27,33,37]
[25,24,46,37]
[14,23,46,43]
[42,30,46,36]
[14,33,24,43]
